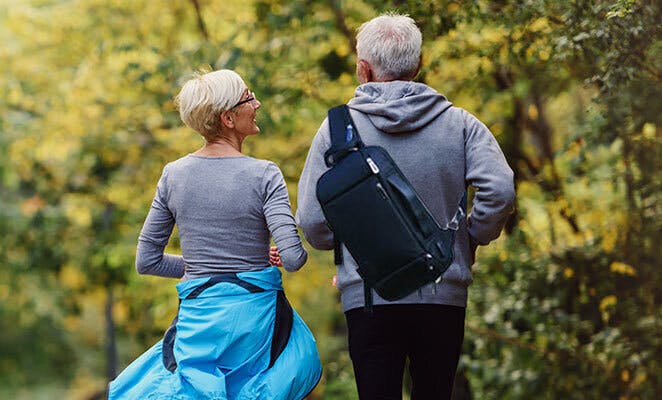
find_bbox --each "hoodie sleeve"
[463,111,516,245]
[296,118,335,250]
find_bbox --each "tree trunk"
[106,283,118,382]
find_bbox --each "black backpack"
[316,105,465,308]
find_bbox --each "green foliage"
[0,0,659,398]
[0,297,76,386]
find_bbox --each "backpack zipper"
[366,157,380,174]
[364,150,434,278]
[364,151,429,253]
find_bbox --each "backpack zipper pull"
[366,157,380,174]
[425,253,434,271]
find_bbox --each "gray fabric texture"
[296,81,515,312]
[136,155,307,279]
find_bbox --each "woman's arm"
[263,162,308,271]
[135,166,185,278]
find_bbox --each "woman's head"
[175,69,249,141]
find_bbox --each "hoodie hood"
[347,81,453,133]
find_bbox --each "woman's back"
[137,155,306,279]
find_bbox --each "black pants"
[345,304,465,400]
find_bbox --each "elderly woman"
[108,69,322,399]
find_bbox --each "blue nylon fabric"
[108,267,322,399]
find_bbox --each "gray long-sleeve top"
[136,155,307,279]
[297,81,515,311]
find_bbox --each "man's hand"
[269,246,283,268]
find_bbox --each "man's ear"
[356,59,374,84]
[220,111,234,129]
[411,56,423,80]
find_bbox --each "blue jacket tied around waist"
[108,267,322,399]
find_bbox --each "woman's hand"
[269,246,283,268]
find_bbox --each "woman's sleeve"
[262,162,308,271]
[135,166,185,278]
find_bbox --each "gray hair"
[175,69,246,141]
[356,13,422,81]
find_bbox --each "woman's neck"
[194,136,243,157]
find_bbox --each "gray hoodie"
[297,81,515,312]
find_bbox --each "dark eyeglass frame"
[231,91,256,109]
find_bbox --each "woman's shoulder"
[227,156,282,172]
[162,154,283,178]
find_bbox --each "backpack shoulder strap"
[324,105,363,167]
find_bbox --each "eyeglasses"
[231,91,256,109]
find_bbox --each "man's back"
[297,80,514,312]
[296,13,515,400]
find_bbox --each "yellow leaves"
[641,123,656,140]
[599,295,617,322]
[528,104,539,121]
[633,371,647,386]
[338,72,354,86]
[481,26,508,45]
[511,28,524,42]
[610,262,637,276]
[106,184,134,205]
[563,268,575,279]
[59,263,86,289]
[566,138,584,157]
[447,29,458,40]
[621,369,630,382]
[62,194,93,228]
[599,295,617,311]
[113,300,129,325]
[602,227,618,253]
[529,17,551,33]
[334,42,351,58]
[447,2,460,13]
[0,284,8,301]
[63,315,80,332]
[525,41,552,62]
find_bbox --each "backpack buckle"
[324,146,358,167]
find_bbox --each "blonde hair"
[356,13,422,81]
[175,69,246,141]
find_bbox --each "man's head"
[356,13,422,83]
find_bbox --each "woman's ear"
[220,111,235,129]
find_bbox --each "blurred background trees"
[0,0,659,399]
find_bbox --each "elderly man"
[297,13,515,400]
